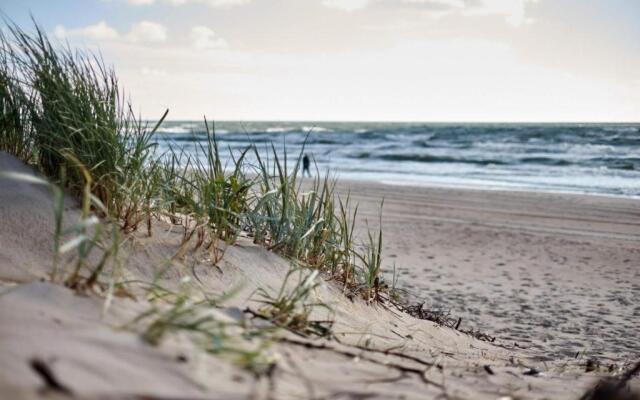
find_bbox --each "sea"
[153,121,640,198]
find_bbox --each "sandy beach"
[2,151,639,399]
[338,180,640,362]
[3,4,640,397]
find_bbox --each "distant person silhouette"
[302,154,311,177]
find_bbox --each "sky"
[2,0,640,122]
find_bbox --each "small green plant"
[186,119,252,242]
[355,225,384,302]
[133,278,275,375]
[388,263,401,302]
[249,145,356,270]
[332,195,359,286]
[246,141,390,302]
[54,155,123,290]
[160,120,253,263]
[252,268,333,337]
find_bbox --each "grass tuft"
[1,19,391,303]
[0,28,35,161]
[252,268,333,337]
[5,20,167,229]
[134,278,276,376]
[0,18,403,377]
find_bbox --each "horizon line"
[147,118,640,124]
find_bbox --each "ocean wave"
[302,126,332,132]
[354,130,389,140]
[593,157,640,171]
[348,152,633,168]
[156,126,193,134]
[412,140,433,148]
[350,152,508,165]
[157,135,202,142]
[602,126,638,133]
[519,157,572,166]
[306,138,342,145]
[265,127,296,133]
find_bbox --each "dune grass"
[5,21,168,229]
[0,17,404,382]
[0,29,35,162]
[55,157,124,290]
[247,144,383,298]
[165,119,252,250]
[0,18,390,303]
[251,268,334,338]
[133,279,275,375]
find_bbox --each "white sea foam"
[156,126,191,134]
[302,126,331,132]
[266,127,296,133]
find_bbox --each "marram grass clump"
[0,18,390,302]
[164,119,252,251]
[0,17,399,382]
[0,30,35,162]
[251,268,334,337]
[247,143,385,299]
[3,20,167,230]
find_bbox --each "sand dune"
[1,151,638,399]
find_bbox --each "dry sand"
[337,179,640,363]
[1,151,638,399]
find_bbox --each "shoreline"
[319,170,640,201]
[375,177,640,201]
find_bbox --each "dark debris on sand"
[399,302,496,342]
[580,361,640,400]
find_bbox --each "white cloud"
[54,20,167,45]
[127,0,250,7]
[321,0,370,12]
[190,26,228,49]
[127,0,155,4]
[466,0,539,27]
[202,0,250,6]
[322,0,466,12]
[321,0,538,27]
[127,21,168,43]
[54,21,120,41]
[141,67,168,77]
[401,0,464,7]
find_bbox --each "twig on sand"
[277,337,443,388]
[398,301,496,342]
[332,336,436,368]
